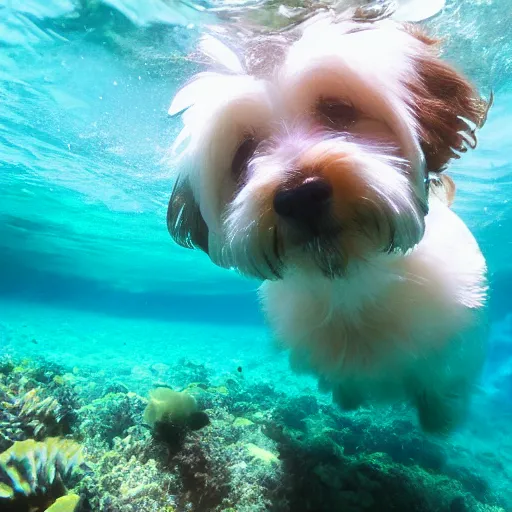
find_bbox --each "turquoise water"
[1,1,512,511]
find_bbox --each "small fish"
[237,366,243,373]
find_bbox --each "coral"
[0,438,85,512]
[264,403,508,512]
[14,388,65,434]
[0,362,77,450]
[185,382,232,411]
[170,405,284,512]
[172,431,231,512]
[45,494,81,512]
[76,429,179,512]
[2,354,507,511]
[143,387,210,455]
[143,387,197,427]
[29,359,69,386]
[276,395,319,430]
[77,392,146,447]
[233,417,254,428]
[0,355,15,375]
[168,359,211,388]
[245,443,279,465]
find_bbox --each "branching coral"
[0,359,80,451]
[0,437,86,511]
[0,386,68,450]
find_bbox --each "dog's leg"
[332,382,366,411]
[413,383,470,435]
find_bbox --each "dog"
[165,4,491,434]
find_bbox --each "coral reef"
[0,354,509,512]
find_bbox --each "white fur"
[170,72,272,231]
[279,19,428,191]
[167,12,488,434]
[198,34,245,74]
[259,196,487,421]
[171,19,429,225]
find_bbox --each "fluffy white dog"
[166,5,491,434]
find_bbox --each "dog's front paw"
[414,388,469,435]
[332,383,366,411]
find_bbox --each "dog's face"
[167,10,488,280]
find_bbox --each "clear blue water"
[1,0,512,509]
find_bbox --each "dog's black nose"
[273,177,332,227]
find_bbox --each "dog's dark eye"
[232,136,258,180]
[317,98,357,130]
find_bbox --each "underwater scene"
[1,0,512,510]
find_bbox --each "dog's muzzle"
[273,176,333,236]
[272,175,345,278]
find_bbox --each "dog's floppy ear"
[404,25,492,173]
[167,176,209,254]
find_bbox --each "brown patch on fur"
[402,23,440,48]
[295,149,382,261]
[429,174,456,207]
[298,148,369,211]
[402,24,491,173]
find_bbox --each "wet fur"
[166,6,490,434]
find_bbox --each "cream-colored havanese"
[166,4,492,434]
